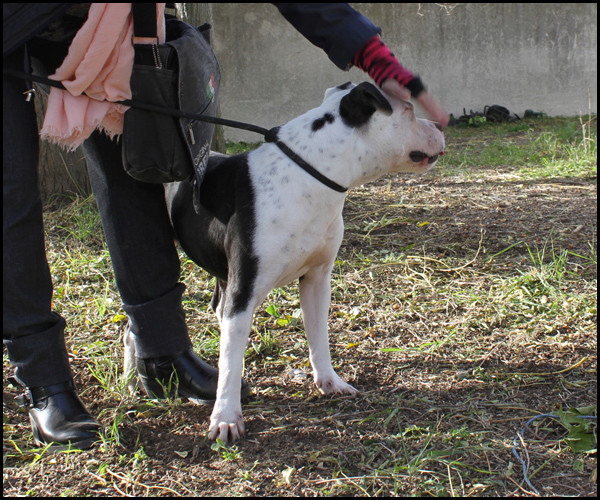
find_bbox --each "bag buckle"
[16,390,34,408]
[8,377,34,408]
[22,88,36,102]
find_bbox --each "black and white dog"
[124,82,445,442]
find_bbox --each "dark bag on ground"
[122,5,220,189]
[483,104,511,123]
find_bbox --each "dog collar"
[265,127,348,193]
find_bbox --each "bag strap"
[3,67,271,137]
[131,4,157,39]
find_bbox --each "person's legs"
[82,132,250,402]
[3,46,99,448]
[82,131,193,358]
[3,46,73,388]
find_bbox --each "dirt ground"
[3,120,597,496]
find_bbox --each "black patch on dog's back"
[222,161,259,317]
[167,153,259,316]
[311,113,335,132]
[200,154,248,223]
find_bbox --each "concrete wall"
[179,3,597,142]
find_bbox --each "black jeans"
[3,46,191,388]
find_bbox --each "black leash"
[3,68,270,136]
[3,67,348,193]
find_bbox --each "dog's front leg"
[300,265,358,395]
[207,308,253,442]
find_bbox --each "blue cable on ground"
[512,413,597,495]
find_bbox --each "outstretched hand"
[381,79,449,129]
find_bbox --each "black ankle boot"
[11,378,101,449]
[136,349,251,404]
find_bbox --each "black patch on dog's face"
[311,113,335,132]
[339,82,393,128]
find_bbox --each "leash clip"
[23,88,36,102]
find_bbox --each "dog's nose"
[409,151,428,163]
[409,151,439,165]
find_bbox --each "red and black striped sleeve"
[353,35,426,98]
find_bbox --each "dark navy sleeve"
[273,3,381,70]
[3,3,73,58]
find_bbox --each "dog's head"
[322,82,445,175]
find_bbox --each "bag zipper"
[152,43,163,69]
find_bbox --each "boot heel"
[30,416,45,447]
[136,358,180,399]
[137,373,169,399]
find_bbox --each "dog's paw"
[208,404,245,442]
[316,374,358,395]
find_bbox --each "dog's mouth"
[409,150,445,165]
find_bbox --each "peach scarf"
[40,3,166,150]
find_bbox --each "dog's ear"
[339,82,393,127]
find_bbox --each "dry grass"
[3,116,597,496]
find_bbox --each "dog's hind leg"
[299,264,358,395]
[210,279,227,319]
[123,322,139,393]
